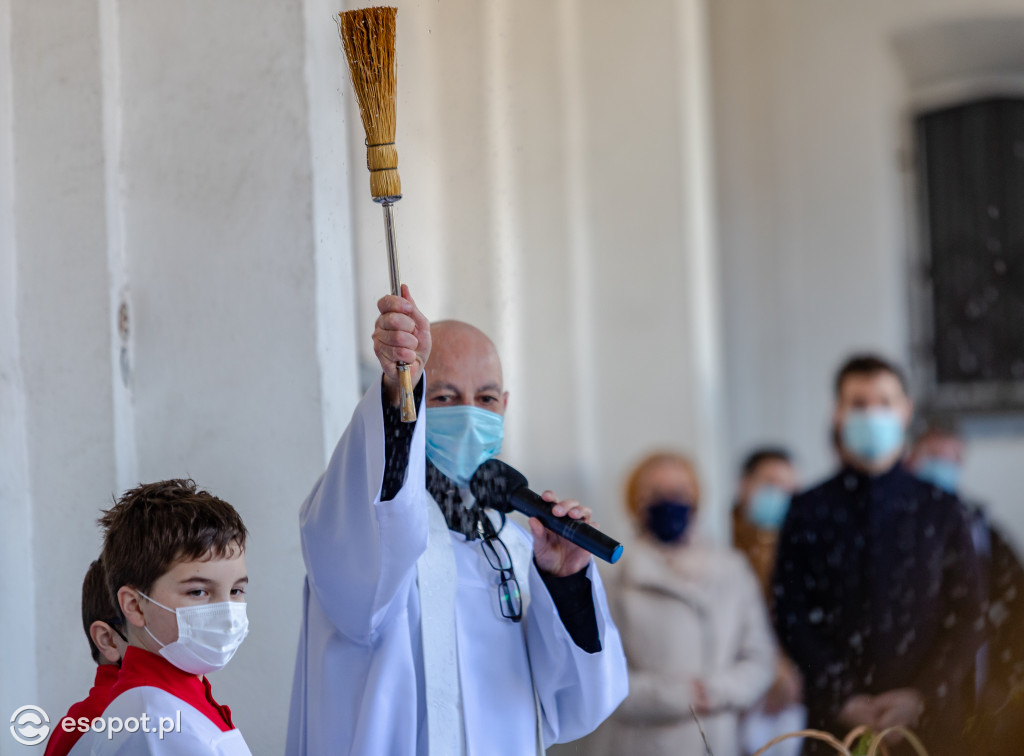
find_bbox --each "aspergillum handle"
[397,365,416,423]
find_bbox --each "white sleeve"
[110,730,219,756]
[702,556,777,711]
[526,561,630,746]
[66,724,251,756]
[298,379,429,643]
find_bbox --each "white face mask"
[138,590,249,675]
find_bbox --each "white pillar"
[0,0,40,725]
[8,0,118,708]
[99,0,139,492]
[674,0,729,542]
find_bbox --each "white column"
[99,0,138,492]
[675,0,729,542]
[0,0,40,724]
[482,0,524,462]
[303,0,361,461]
[9,0,118,708]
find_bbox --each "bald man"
[287,287,627,756]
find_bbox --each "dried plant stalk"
[338,6,401,200]
[750,729,849,756]
[749,725,929,756]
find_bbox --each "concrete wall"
[0,0,38,737]
[4,0,1024,754]
[6,0,118,734]
[710,0,1024,546]
[0,1,359,753]
[348,0,727,548]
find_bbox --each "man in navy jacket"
[772,355,982,756]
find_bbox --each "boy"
[69,479,252,756]
[44,559,128,756]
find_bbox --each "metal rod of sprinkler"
[381,200,401,296]
[377,197,416,423]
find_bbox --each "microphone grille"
[469,459,528,513]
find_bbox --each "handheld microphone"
[470,459,624,564]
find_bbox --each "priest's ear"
[90,620,127,665]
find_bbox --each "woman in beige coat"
[601,451,777,756]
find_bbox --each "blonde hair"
[624,451,701,521]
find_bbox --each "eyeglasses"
[479,526,522,623]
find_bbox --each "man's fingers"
[400,285,429,326]
[376,344,419,367]
[377,293,413,315]
[528,517,545,539]
[549,499,590,522]
[376,311,418,334]
[373,326,418,350]
[562,505,591,522]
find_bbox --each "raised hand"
[372,284,431,406]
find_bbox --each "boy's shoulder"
[69,687,250,756]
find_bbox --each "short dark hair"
[834,354,908,397]
[99,479,247,622]
[913,422,963,446]
[740,447,793,478]
[82,559,121,664]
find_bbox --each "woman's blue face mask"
[914,456,961,494]
[645,500,693,544]
[746,485,791,530]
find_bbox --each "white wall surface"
[710,0,1024,548]
[1,1,359,754]
[0,0,38,738]
[348,0,727,548]
[7,0,118,732]
[3,0,1024,754]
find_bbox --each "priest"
[286,286,628,755]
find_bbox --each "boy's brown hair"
[81,558,123,663]
[99,479,248,621]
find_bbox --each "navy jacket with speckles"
[771,463,983,755]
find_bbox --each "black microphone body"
[470,459,624,564]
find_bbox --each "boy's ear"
[89,621,123,664]
[118,586,146,628]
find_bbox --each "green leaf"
[850,732,873,756]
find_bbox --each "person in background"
[43,558,128,756]
[601,451,776,756]
[772,355,983,756]
[731,448,805,756]
[907,425,1024,756]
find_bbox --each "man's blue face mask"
[425,405,505,485]
[841,408,905,463]
[915,456,961,494]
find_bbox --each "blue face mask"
[425,406,504,485]
[645,500,693,544]
[915,456,961,494]
[841,409,905,463]
[747,485,791,530]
